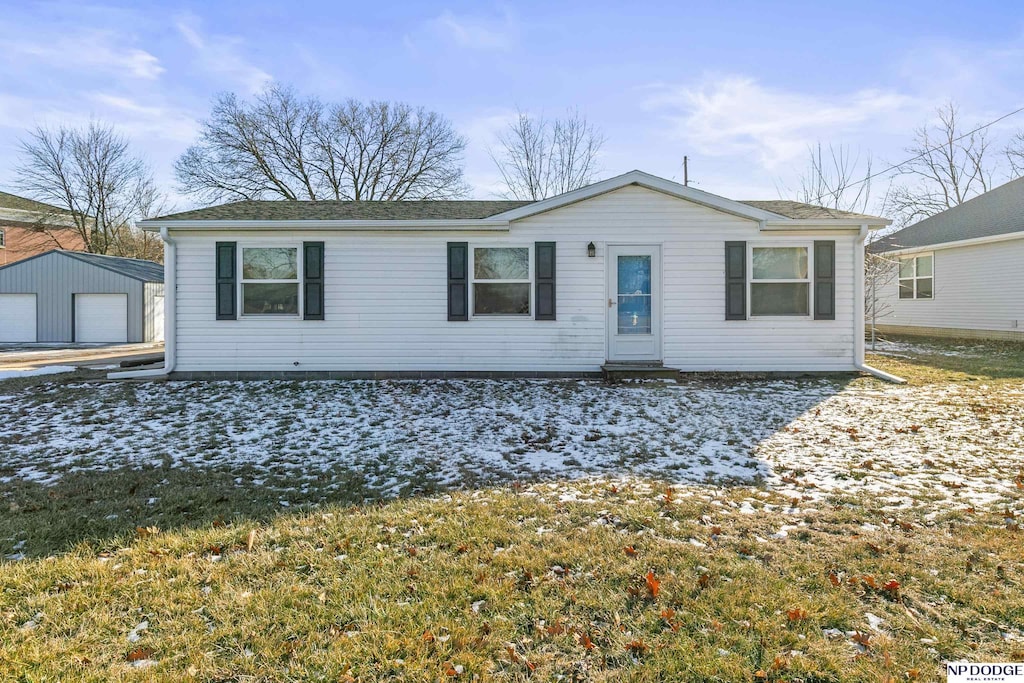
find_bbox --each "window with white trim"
[240,246,301,315]
[0,228,5,248]
[750,245,810,316]
[898,253,933,299]
[471,246,531,315]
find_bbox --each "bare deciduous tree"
[791,142,897,348]
[490,108,604,200]
[175,85,470,203]
[796,143,873,213]
[15,121,167,259]
[1006,130,1024,177]
[884,102,994,227]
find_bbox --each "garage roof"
[0,250,163,282]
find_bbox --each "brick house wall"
[0,222,86,266]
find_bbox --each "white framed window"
[0,228,6,248]
[749,244,811,316]
[239,246,301,316]
[898,253,933,299]
[471,245,532,316]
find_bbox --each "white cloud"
[3,31,163,80]
[644,76,921,170]
[86,94,200,143]
[458,109,521,198]
[421,9,518,51]
[175,15,272,93]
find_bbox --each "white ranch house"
[126,171,894,379]
[872,177,1024,342]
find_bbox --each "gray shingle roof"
[739,200,884,221]
[154,200,532,222]
[873,177,1024,252]
[62,251,163,282]
[0,191,72,215]
[0,249,163,281]
[149,197,885,223]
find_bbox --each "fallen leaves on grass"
[645,570,660,599]
[786,607,809,622]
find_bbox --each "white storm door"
[0,294,37,342]
[75,294,128,343]
[607,245,661,362]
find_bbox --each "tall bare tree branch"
[175,85,469,203]
[1006,130,1024,177]
[15,121,167,259]
[795,143,873,213]
[883,102,995,227]
[490,108,604,200]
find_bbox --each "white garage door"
[0,294,37,342]
[76,294,128,343]
[153,296,165,342]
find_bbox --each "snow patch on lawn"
[0,366,77,381]
[0,377,1021,513]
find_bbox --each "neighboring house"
[872,177,1024,341]
[132,170,892,379]
[0,250,164,343]
[0,191,86,265]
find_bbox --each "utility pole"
[683,156,689,186]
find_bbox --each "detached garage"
[0,250,163,343]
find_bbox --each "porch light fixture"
[587,241,596,257]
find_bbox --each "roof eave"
[137,218,512,232]
[874,229,1024,254]
[762,218,891,230]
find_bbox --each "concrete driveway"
[0,342,164,371]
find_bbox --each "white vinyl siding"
[171,185,860,373]
[876,238,1024,334]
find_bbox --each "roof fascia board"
[489,170,784,223]
[876,229,1024,255]
[137,218,511,232]
[762,218,890,229]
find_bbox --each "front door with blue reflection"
[617,255,652,335]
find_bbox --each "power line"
[807,103,1024,206]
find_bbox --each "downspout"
[108,226,176,379]
[853,224,905,383]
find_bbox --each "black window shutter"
[535,241,556,320]
[215,241,236,320]
[725,241,746,320]
[303,241,325,320]
[447,242,468,321]
[814,240,836,320]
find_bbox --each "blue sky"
[1,0,1023,210]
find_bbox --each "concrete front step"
[601,363,681,381]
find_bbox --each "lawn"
[1,336,1022,681]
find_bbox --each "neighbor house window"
[472,246,531,315]
[0,228,5,248]
[750,246,810,316]
[898,254,933,299]
[240,246,300,315]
